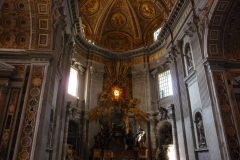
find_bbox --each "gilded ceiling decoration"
[79,0,177,52]
[0,0,52,50]
[0,0,30,49]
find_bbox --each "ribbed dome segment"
[80,0,176,52]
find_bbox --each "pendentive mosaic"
[17,66,45,160]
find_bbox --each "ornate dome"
[78,0,177,52]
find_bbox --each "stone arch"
[156,121,173,160]
[66,120,81,160]
[206,0,238,58]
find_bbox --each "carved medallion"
[16,33,29,47]
[1,2,12,12]
[217,83,225,91]
[24,124,33,134]
[29,98,38,107]
[18,150,29,159]
[228,138,238,148]
[0,32,14,47]
[30,87,40,97]
[140,2,155,18]
[84,0,99,14]
[27,112,35,121]
[219,93,228,102]
[2,132,9,141]
[221,104,230,113]
[1,16,14,29]
[21,136,32,147]
[226,127,235,137]
[32,77,42,86]
[110,12,126,28]
[14,0,26,12]
[9,104,15,112]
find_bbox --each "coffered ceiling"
[79,0,177,52]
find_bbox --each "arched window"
[154,27,162,42]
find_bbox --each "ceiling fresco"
[79,0,177,52]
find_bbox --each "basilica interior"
[0,0,240,160]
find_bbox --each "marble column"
[165,43,189,160]
[167,104,179,160]
[148,113,157,160]
[62,102,71,160]
[80,110,88,160]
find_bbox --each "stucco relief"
[82,0,99,14]
[140,2,155,18]
[91,68,104,81]
[110,12,126,28]
[132,71,146,82]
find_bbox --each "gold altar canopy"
[88,61,148,134]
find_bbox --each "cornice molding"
[0,62,17,77]
[0,51,54,62]
[203,58,240,70]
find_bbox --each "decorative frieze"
[212,72,240,159]
[0,88,20,160]
[17,66,46,160]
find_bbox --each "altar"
[93,149,148,160]
[88,61,149,160]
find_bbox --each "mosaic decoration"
[0,88,20,160]
[17,66,45,160]
[213,71,240,160]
